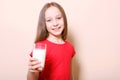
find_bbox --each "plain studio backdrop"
[0,0,120,80]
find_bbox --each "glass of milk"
[33,43,46,69]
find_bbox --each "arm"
[27,71,39,80]
[71,56,76,80]
[71,60,73,80]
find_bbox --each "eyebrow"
[45,14,62,18]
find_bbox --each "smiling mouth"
[52,27,61,31]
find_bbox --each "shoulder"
[65,41,76,57]
[65,41,74,48]
[64,41,75,52]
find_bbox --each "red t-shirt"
[31,39,75,80]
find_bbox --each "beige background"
[0,0,120,80]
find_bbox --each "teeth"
[54,28,58,30]
[53,27,60,30]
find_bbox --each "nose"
[53,19,58,26]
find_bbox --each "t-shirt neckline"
[46,39,67,46]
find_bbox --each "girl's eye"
[57,17,62,19]
[46,19,51,22]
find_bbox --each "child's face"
[45,6,64,38]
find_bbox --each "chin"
[53,33,62,37]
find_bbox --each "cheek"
[46,23,51,31]
[46,22,51,28]
[60,21,64,25]
[59,19,64,25]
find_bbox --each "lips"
[52,27,61,31]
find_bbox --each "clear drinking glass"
[33,43,47,69]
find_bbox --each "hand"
[28,56,43,72]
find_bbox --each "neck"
[47,35,64,44]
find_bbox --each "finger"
[31,63,41,70]
[28,64,39,71]
[29,57,37,61]
[28,63,42,72]
[29,61,40,66]
[38,66,43,71]
[29,69,39,72]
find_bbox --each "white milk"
[33,48,46,68]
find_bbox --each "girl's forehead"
[46,6,60,11]
[45,6,62,17]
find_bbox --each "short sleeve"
[72,47,76,57]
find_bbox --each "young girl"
[27,2,75,80]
